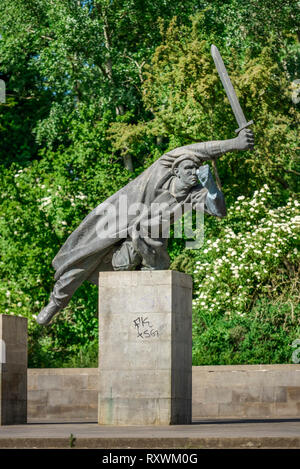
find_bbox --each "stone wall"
[1,315,27,425]
[192,365,300,419]
[28,368,98,420]
[27,365,300,421]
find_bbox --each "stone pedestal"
[98,270,192,425]
[0,315,27,425]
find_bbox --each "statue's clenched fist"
[235,128,254,151]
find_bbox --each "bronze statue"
[37,45,254,325]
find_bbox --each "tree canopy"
[0,0,299,366]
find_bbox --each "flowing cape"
[52,143,213,283]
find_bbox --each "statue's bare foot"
[36,299,60,325]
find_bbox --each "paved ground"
[0,418,300,448]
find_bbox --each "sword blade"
[211,45,252,132]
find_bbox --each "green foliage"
[171,187,299,365]
[111,14,299,197]
[0,0,199,154]
[0,1,299,366]
[191,188,299,316]
[192,297,300,365]
[0,111,131,367]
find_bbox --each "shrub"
[172,184,299,364]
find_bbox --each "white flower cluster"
[192,186,299,318]
[37,188,87,210]
[39,196,52,208]
[0,282,35,322]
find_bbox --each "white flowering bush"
[192,185,299,317]
[172,184,299,364]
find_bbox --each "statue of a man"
[37,128,254,325]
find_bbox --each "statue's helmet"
[171,154,200,174]
[160,150,201,175]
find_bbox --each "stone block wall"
[0,315,27,425]
[192,364,300,419]
[28,368,98,420]
[27,365,300,421]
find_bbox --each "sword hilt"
[235,120,253,133]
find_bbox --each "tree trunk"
[102,9,133,172]
[123,153,133,172]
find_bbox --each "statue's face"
[174,160,198,188]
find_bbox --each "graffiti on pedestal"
[133,316,159,339]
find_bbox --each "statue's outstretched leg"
[37,255,103,325]
[36,293,62,326]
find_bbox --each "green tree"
[0,1,299,366]
[0,108,131,367]
[0,0,200,168]
[110,14,299,198]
